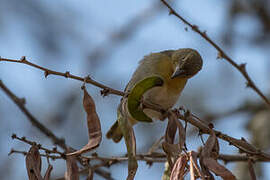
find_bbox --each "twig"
[0,80,113,180]
[9,147,270,165]
[187,113,270,160]
[9,149,62,160]
[0,79,67,150]
[142,102,270,161]
[160,0,270,108]
[11,134,66,158]
[0,57,124,96]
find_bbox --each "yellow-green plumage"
[106,48,203,142]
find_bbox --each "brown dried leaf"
[163,111,186,169]
[199,158,214,180]
[25,146,43,180]
[203,157,236,180]
[200,128,217,180]
[170,155,188,180]
[201,128,217,158]
[67,88,102,156]
[166,114,177,144]
[162,142,182,168]
[189,151,203,180]
[65,150,79,180]
[175,117,186,152]
[248,159,257,180]
[87,168,93,180]
[43,164,53,180]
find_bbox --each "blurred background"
[0,0,270,179]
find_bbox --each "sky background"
[0,0,270,179]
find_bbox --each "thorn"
[19,98,26,105]
[20,56,26,62]
[246,82,252,88]
[53,147,57,152]
[203,30,207,35]
[100,88,110,97]
[44,71,49,78]
[11,133,17,139]
[241,137,247,142]
[8,149,14,156]
[239,63,247,71]
[169,10,174,15]
[64,71,70,78]
[192,25,198,31]
[216,51,223,59]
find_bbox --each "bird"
[106,48,203,143]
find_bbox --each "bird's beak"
[171,66,186,79]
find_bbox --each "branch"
[142,102,270,161]
[0,79,67,149]
[2,57,270,163]
[0,80,112,180]
[0,56,124,96]
[160,0,270,108]
[10,148,270,164]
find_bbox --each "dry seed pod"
[67,87,102,156]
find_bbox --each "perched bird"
[106,48,203,142]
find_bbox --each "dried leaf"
[163,111,186,169]
[25,146,43,180]
[127,76,164,122]
[199,158,214,180]
[203,158,236,180]
[162,142,182,168]
[175,116,186,152]
[200,128,217,180]
[120,99,138,180]
[189,151,203,180]
[248,159,257,180]
[43,164,53,180]
[87,168,93,180]
[201,128,217,158]
[170,155,188,180]
[165,114,177,144]
[67,88,102,156]
[65,150,79,180]
[190,158,196,180]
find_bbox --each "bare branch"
[160,0,270,108]
[0,80,67,149]
[0,57,124,96]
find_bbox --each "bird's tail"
[106,120,123,143]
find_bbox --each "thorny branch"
[10,148,270,164]
[2,56,270,166]
[0,79,67,150]
[0,56,124,96]
[160,0,270,108]
[0,80,113,180]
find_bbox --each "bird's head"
[171,48,203,79]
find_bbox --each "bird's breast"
[142,79,187,120]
